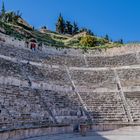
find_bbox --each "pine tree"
[65,21,73,35]
[118,39,123,44]
[87,29,94,36]
[1,1,5,15]
[115,38,124,44]
[73,22,79,35]
[56,14,65,34]
[104,34,109,42]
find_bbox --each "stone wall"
[0,125,73,140]
[90,123,140,131]
[1,32,140,57]
[0,33,25,49]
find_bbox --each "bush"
[80,35,97,47]
[96,38,109,45]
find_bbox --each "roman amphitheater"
[0,32,140,140]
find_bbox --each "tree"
[73,22,79,35]
[56,14,65,34]
[65,20,73,35]
[104,34,109,42]
[3,12,18,23]
[41,26,47,29]
[120,39,123,44]
[1,1,5,15]
[116,39,123,44]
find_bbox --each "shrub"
[80,35,97,47]
[96,38,109,45]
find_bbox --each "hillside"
[0,12,124,50]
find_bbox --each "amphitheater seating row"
[117,68,140,87]
[79,92,129,123]
[0,58,72,86]
[0,44,139,68]
[86,53,138,67]
[44,54,86,67]
[0,85,53,130]
[0,53,140,125]
[70,69,117,90]
[0,58,22,78]
[124,92,140,122]
[0,44,46,62]
[0,85,82,131]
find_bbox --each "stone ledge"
[1,123,140,140]
[82,123,140,132]
[0,124,73,140]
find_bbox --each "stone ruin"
[0,32,140,139]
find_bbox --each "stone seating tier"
[79,92,128,123]
[0,58,72,86]
[0,44,139,67]
[124,92,140,122]
[0,43,140,131]
[0,85,82,131]
[86,53,138,67]
[70,70,117,90]
[117,69,140,87]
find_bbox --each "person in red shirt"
[31,42,36,51]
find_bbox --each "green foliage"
[65,21,73,35]
[79,35,114,50]
[80,35,97,47]
[73,22,79,35]
[115,39,123,44]
[96,38,109,45]
[65,38,80,47]
[1,1,5,15]
[1,12,19,24]
[41,26,47,29]
[0,21,26,40]
[0,7,125,51]
[56,14,65,34]
[56,14,80,35]
[104,34,110,42]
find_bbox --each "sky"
[1,0,140,42]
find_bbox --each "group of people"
[25,39,43,51]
